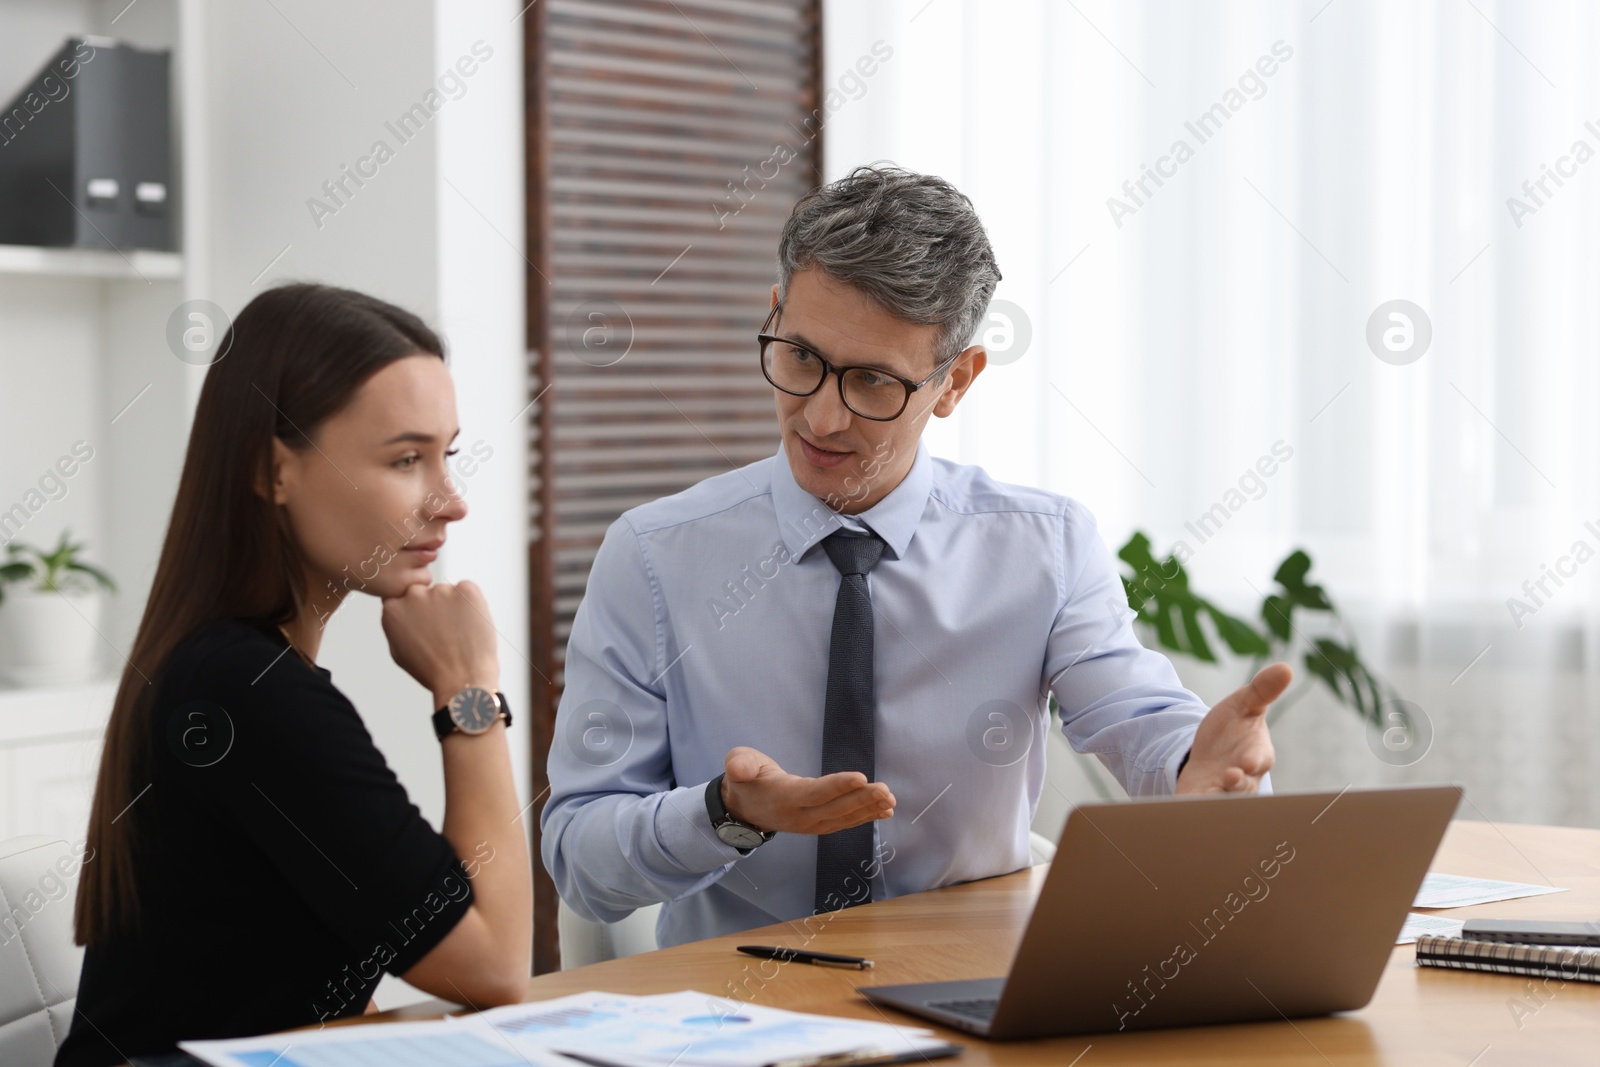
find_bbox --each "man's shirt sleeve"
[1042,501,1211,796]
[540,516,746,924]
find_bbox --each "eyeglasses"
[757,303,961,422]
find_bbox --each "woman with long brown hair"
[55,283,531,1067]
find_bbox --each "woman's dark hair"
[73,283,445,947]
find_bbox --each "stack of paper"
[1396,913,1466,945]
[454,990,957,1067]
[1412,873,1566,909]
[181,1017,580,1067]
[179,991,956,1067]
[1394,873,1569,944]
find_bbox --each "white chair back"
[0,836,87,1067]
[557,899,662,969]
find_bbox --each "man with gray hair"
[542,163,1288,949]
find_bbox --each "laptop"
[860,784,1461,1039]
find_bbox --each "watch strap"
[705,773,774,854]
[705,772,731,822]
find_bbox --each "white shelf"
[0,677,117,742]
[0,243,183,280]
[0,677,116,843]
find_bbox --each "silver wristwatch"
[705,773,774,854]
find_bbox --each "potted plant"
[0,530,117,686]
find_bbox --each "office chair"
[0,836,86,1067]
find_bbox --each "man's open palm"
[722,746,895,835]
[1175,662,1290,794]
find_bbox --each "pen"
[738,945,874,969]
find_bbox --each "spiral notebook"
[1415,935,1600,983]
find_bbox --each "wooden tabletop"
[367,819,1600,1065]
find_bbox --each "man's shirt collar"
[770,437,933,562]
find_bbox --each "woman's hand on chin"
[380,579,501,705]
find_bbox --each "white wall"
[431,3,532,822]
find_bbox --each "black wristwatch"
[705,773,774,854]
[433,687,513,741]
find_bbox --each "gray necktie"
[814,528,887,913]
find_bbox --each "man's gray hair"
[776,163,1002,367]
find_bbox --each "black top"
[55,617,474,1067]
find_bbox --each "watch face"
[716,822,768,850]
[449,688,501,734]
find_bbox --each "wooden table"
[369,820,1600,1066]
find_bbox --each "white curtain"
[823,0,1600,828]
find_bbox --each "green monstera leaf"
[1117,532,1270,663]
[1301,637,1385,728]
[1262,549,1333,641]
[1115,531,1392,727]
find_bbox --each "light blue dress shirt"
[542,440,1235,948]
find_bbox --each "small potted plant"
[0,530,117,686]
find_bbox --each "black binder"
[0,35,173,250]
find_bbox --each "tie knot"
[822,529,886,577]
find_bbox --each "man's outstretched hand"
[1175,662,1290,795]
[721,746,895,835]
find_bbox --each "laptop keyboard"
[927,996,1000,1022]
